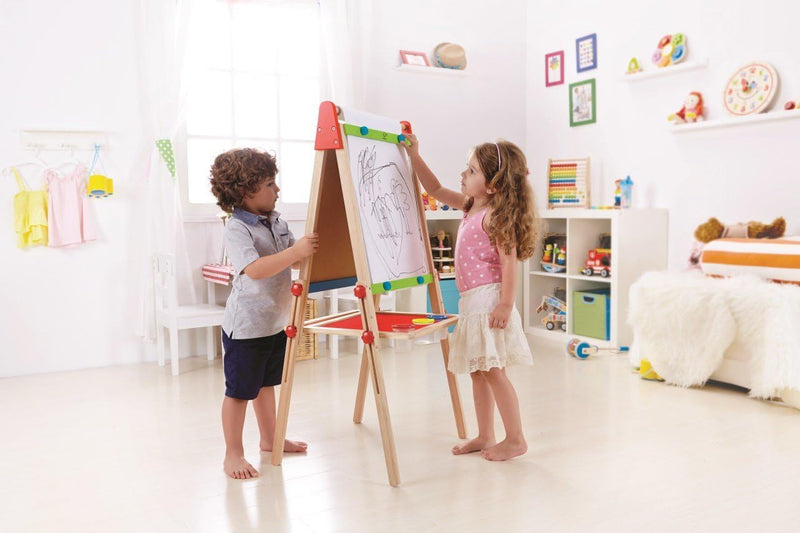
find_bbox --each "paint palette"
[723,61,779,116]
[651,33,688,67]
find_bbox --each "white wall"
[526,0,800,270]
[0,1,148,377]
[366,0,527,192]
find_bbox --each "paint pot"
[391,324,415,353]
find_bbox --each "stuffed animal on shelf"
[694,217,786,243]
[668,91,705,124]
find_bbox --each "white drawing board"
[340,107,430,285]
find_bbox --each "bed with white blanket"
[628,270,800,407]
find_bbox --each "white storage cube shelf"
[523,209,668,348]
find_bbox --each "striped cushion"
[701,238,800,283]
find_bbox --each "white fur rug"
[628,271,800,399]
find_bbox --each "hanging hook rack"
[20,130,109,152]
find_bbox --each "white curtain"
[133,0,199,342]
[319,0,373,108]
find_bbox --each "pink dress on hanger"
[46,164,96,247]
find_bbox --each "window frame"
[178,0,321,222]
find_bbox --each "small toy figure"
[613,179,621,207]
[668,91,705,124]
[556,251,566,266]
[542,243,553,262]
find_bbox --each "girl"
[405,135,536,461]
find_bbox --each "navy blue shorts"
[222,330,287,400]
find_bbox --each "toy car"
[581,248,611,277]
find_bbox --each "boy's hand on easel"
[293,233,319,259]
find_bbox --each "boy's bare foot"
[224,455,259,479]
[452,437,495,455]
[480,438,527,461]
[260,439,308,453]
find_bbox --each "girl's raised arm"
[403,134,466,209]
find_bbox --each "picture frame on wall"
[545,51,564,87]
[575,33,597,72]
[569,78,596,127]
[399,50,430,67]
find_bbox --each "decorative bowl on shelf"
[540,262,566,273]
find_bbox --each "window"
[182,0,320,219]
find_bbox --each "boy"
[210,148,319,479]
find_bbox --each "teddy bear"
[694,217,786,243]
[688,217,787,270]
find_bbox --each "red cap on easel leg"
[315,101,343,150]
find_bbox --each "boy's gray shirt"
[222,208,296,339]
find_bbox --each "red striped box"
[202,263,235,285]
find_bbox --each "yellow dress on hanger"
[12,167,48,248]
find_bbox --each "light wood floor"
[3,337,800,532]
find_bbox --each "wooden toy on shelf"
[540,233,566,273]
[626,57,642,74]
[723,62,779,116]
[536,293,567,332]
[580,233,611,277]
[652,33,688,68]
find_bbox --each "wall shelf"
[424,209,462,220]
[395,64,468,77]
[669,110,800,133]
[622,58,708,81]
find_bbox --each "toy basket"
[296,298,318,361]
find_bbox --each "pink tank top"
[46,165,96,247]
[455,207,502,292]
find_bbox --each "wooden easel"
[271,102,466,487]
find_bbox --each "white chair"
[153,254,225,375]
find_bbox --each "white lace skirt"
[448,283,533,374]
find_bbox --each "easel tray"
[303,311,458,339]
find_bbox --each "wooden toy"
[652,33,688,68]
[581,233,611,277]
[567,338,629,359]
[547,157,590,208]
[626,57,642,74]
[540,233,567,273]
[272,102,466,487]
[536,294,567,331]
[723,62,779,116]
[668,92,705,124]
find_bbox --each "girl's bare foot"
[260,439,308,453]
[452,437,495,455]
[480,438,527,461]
[224,455,259,479]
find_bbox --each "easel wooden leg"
[353,344,369,423]
[364,342,400,486]
[353,293,379,424]
[440,336,466,438]
[271,285,307,467]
